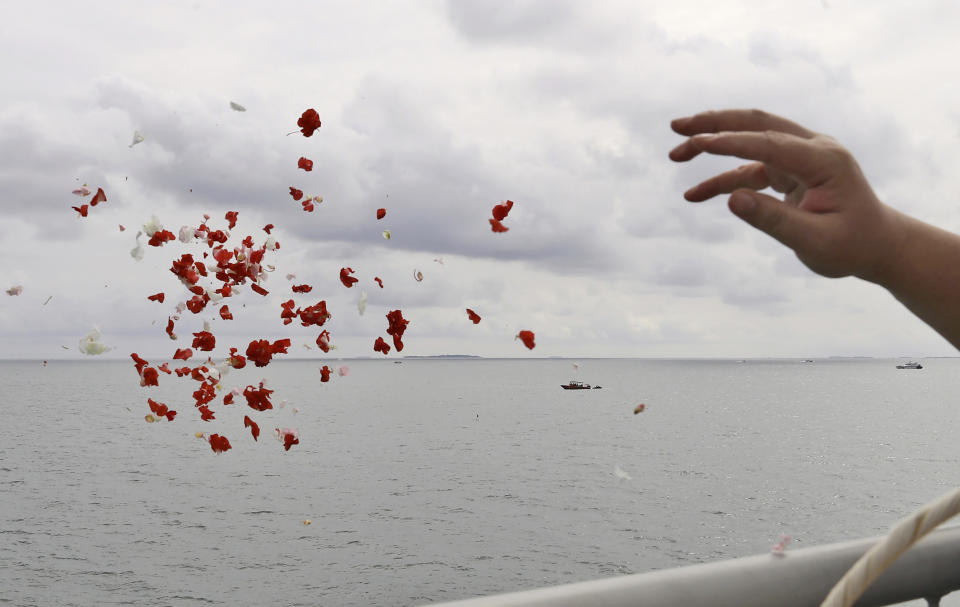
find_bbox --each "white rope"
[820,486,960,607]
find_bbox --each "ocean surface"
[2,357,959,606]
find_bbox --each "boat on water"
[896,361,923,369]
[561,380,602,390]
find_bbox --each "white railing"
[427,525,960,607]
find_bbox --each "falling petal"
[357,290,367,316]
[130,130,145,148]
[382,230,391,240]
[413,270,423,282]
[5,285,23,296]
[78,327,112,355]
[229,101,247,112]
[633,403,646,414]
[72,186,92,196]
[337,366,349,377]
[143,216,163,237]
[43,295,52,305]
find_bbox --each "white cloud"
[2,0,958,360]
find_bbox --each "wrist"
[855,205,911,287]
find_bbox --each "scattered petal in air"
[771,535,791,555]
[229,101,247,112]
[433,258,445,265]
[413,270,423,282]
[357,290,367,316]
[286,273,296,281]
[382,230,391,240]
[489,218,509,233]
[244,415,260,441]
[119,224,126,232]
[208,433,232,453]
[633,403,646,414]
[376,208,386,220]
[72,204,89,217]
[516,330,535,350]
[5,285,23,296]
[319,366,332,382]
[296,109,322,137]
[89,188,106,206]
[274,427,300,451]
[492,200,514,221]
[130,233,145,261]
[466,309,481,324]
[143,216,163,237]
[43,295,52,305]
[297,157,313,171]
[337,366,350,377]
[373,336,390,355]
[79,327,112,355]
[385,309,409,352]
[147,292,165,303]
[373,277,383,288]
[339,267,359,288]
[303,519,311,525]
[613,465,632,480]
[225,211,238,229]
[130,130,145,148]
[72,186,92,197]
[289,187,303,201]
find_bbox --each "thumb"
[728,189,815,251]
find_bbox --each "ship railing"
[427,524,960,607]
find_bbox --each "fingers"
[684,162,769,202]
[671,109,816,139]
[728,189,822,253]
[683,131,834,186]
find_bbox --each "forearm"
[875,210,960,350]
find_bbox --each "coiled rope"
[820,486,960,607]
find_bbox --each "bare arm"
[670,109,960,350]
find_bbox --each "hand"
[669,109,905,283]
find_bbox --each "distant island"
[402,354,482,359]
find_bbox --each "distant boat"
[802,359,814,363]
[561,380,593,390]
[896,361,923,369]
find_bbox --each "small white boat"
[896,361,923,369]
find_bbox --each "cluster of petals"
[245,338,291,367]
[385,309,409,351]
[489,200,514,232]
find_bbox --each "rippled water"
[2,358,959,606]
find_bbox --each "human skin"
[669,108,960,350]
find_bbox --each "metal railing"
[427,525,960,607]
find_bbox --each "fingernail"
[729,191,756,215]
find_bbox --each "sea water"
[1,358,958,606]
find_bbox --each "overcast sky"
[2,0,959,360]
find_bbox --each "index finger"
[671,109,816,139]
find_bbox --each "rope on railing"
[820,486,960,607]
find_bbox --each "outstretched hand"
[669,109,904,283]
